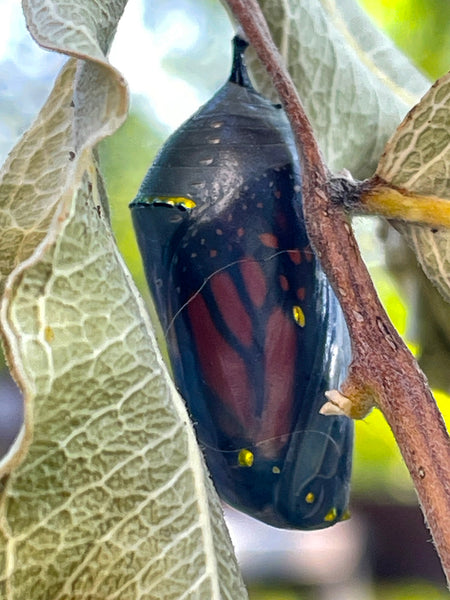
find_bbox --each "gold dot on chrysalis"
[149,196,196,209]
[238,448,254,468]
[341,509,351,521]
[182,198,196,209]
[305,492,315,504]
[272,466,281,474]
[324,507,338,522]
[292,305,305,327]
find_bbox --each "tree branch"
[224,0,450,584]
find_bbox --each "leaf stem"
[224,0,450,584]
[353,175,450,228]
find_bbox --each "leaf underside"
[241,0,429,178]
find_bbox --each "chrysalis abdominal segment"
[203,428,346,463]
[130,35,353,529]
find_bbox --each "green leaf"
[377,72,450,302]
[0,1,247,597]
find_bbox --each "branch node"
[321,389,354,417]
[322,382,377,419]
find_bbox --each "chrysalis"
[130,36,353,529]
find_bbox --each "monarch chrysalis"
[130,36,353,529]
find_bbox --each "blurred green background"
[1,0,449,597]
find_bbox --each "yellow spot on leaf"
[44,326,55,343]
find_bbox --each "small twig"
[224,0,450,584]
[333,173,450,229]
